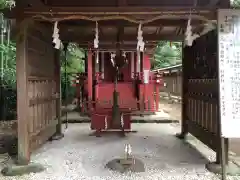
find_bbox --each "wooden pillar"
[88,50,93,108]
[95,51,99,73]
[84,51,88,73]
[131,51,134,79]
[16,18,30,165]
[101,52,104,79]
[54,49,62,135]
[176,45,189,139]
[136,51,140,74]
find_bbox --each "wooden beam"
[118,0,127,6]
[116,25,124,48]
[62,34,184,42]
[16,18,30,165]
[58,19,193,28]
[40,0,214,7]
[22,6,216,16]
[218,0,230,8]
[28,0,47,7]
[78,43,156,50]
[38,0,219,7]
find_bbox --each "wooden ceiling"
[17,0,229,7]
[10,0,230,51]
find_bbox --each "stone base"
[89,130,137,137]
[1,163,45,176]
[49,133,64,141]
[175,133,186,140]
[206,161,240,176]
[106,158,145,173]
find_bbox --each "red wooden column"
[131,51,134,79]
[143,54,150,111]
[155,80,160,111]
[101,52,105,79]
[88,50,93,109]
[16,18,30,165]
[75,74,81,106]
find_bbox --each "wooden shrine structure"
[4,0,232,173]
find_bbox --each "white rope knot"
[94,21,99,49]
[137,23,145,52]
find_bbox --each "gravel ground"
[0,123,239,180]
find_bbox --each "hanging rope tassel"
[94,21,99,49]
[104,116,108,130]
[96,51,99,64]
[120,113,124,128]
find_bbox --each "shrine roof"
[8,0,229,51]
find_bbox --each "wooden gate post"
[52,49,64,140]
[176,46,190,139]
[16,18,31,165]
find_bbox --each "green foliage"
[60,43,85,104]
[0,0,15,9]
[0,40,16,88]
[0,33,17,120]
[232,0,240,8]
[152,41,182,69]
[61,43,85,75]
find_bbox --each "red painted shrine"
[73,50,163,134]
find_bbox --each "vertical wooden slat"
[201,100,204,128]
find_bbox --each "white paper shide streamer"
[110,52,116,67]
[184,18,199,47]
[137,24,145,52]
[6,0,15,9]
[52,21,63,49]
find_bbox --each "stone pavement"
[61,100,240,167]
[2,123,239,180]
